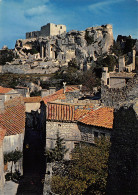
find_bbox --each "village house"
[0,86,21,112]
[77,107,114,143]
[42,85,114,159]
[15,86,30,97]
[0,127,6,195]
[0,97,25,174]
[102,50,136,89]
[23,96,42,113]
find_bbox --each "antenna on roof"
[63,82,66,94]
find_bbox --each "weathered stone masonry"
[101,74,138,109]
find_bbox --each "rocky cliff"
[0,24,114,74]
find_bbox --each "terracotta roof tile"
[78,107,114,129]
[42,85,79,105]
[47,103,75,121]
[0,127,6,146]
[0,86,13,94]
[0,97,25,136]
[23,96,42,103]
[43,94,65,105]
[74,109,90,121]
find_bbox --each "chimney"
[41,89,49,98]
[49,87,56,95]
[63,82,66,94]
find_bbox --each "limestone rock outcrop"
[0,23,114,74]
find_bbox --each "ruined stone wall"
[110,77,126,88]
[65,91,80,103]
[101,75,138,109]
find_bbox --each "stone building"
[0,127,6,195]
[77,107,113,143]
[15,86,30,97]
[0,86,21,112]
[0,97,25,174]
[26,23,66,39]
[102,50,136,89]
[23,96,42,113]
[42,85,114,159]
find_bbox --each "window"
[94,131,98,138]
[74,142,79,148]
[60,26,62,29]
[94,131,98,142]
[107,78,109,85]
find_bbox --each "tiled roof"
[74,109,90,121]
[0,86,13,94]
[43,94,66,105]
[0,97,25,136]
[23,96,42,103]
[55,86,79,95]
[47,103,75,121]
[78,107,114,129]
[0,127,6,146]
[42,85,79,105]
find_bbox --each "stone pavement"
[4,181,18,195]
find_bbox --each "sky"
[0,0,137,49]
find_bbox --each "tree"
[68,58,79,70]
[4,150,23,175]
[82,69,100,93]
[0,49,15,65]
[51,137,111,195]
[46,132,68,162]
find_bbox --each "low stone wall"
[101,74,138,109]
[0,145,4,195]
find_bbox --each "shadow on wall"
[106,106,138,195]
[16,102,46,194]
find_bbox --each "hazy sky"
[0,0,137,49]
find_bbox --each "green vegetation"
[93,55,118,78]
[111,37,136,56]
[52,58,100,92]
[46,133,68,162]
[123,38,136,54]
[51,137,110,195]
[0,49,15,65]
[0,73,52,88]
[30,90,41,97]
[4,150,22,181]
[85,31,94,45]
